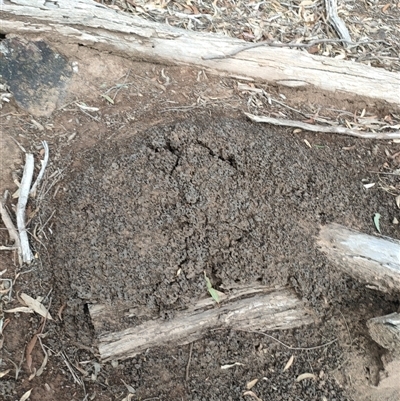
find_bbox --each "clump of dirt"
[51,117,396,319]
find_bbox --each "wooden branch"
[89,286,316,361]
[245,113,400,139]
[317,223,400,293]
[2,0,400,106]
[16,153,34,264]
[30,141,49,198]
[0,194,22,265]
[325,0,352,45]
[367,313,400,357]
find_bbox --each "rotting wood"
[367,313,400,358]
[89,286,316,361]
[1,0,400,106]
[317,223,400,294]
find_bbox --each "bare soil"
[1,46,400,401]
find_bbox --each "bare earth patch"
[0,19,400,401]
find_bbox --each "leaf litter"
[99,0,400,72]
[19,293,53,320]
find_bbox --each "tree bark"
[2,0,400,106]
[367,313,400,357]
[317,223,400,294]
[89,286,316,361]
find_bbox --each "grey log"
[367,313,400,357]
[89,286,316,361]
[2,0,400,106]
[317,223,400,294]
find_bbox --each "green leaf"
[204,271,219,304]
[374,213,381,233]
[101,94,114,104]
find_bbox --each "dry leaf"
[121,379,135,394]
[28,369,36,381]
[4,307,34,314]
[373,213,381,234]
[121,394,135,401]
[243,390,263,401]
[19,389,32,401]
[31,119,44,131]
[221,362,244,370]
[36,348,48,377]
[296,372,316,382]
[76,102,99,112]
[26,334,38,371]
[101,94,115,104]
[0,369,11,378]
[246,378,258,390]
[20,293,53,320]
[57,302,67,321]
[283,355,294,372]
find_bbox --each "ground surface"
[100,0,400,72]
[1,42,400,401]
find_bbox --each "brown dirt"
[1,46,400,401]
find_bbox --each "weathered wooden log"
[367,313,400,357]
[2,0,400,106]
[317,223,400,293]
[89,286,316,361]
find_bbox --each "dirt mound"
[52,117,394,318]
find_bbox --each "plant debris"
[99,0,400,72]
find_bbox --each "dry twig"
[30,141,49,198]
[0,194,21,265]
[245,113,400,139]
[185,342,193,381]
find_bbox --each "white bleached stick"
[17,153,34,264]
[30,141,49,198]
[245,113,400,139]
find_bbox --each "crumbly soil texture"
[1,49,400,401]
[41,117,398,401]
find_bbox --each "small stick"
[236,329,337,351]
[325,0,352,45]
[0,246,19,250]
[203,38,383,60]
[0,195,22,265]
[245,113,400,139]
[30,141,49,198]
[185,342,194,381]
[17,153,34,264]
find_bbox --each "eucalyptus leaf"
[204,271,220,304]
[373,213,381,233]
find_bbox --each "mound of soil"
[6,118,396,401]
[53,118,393,311]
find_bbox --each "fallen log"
[89,286,316,361]
[367,313,400,357]
[1,0,400,106]
[317,223,400,294]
